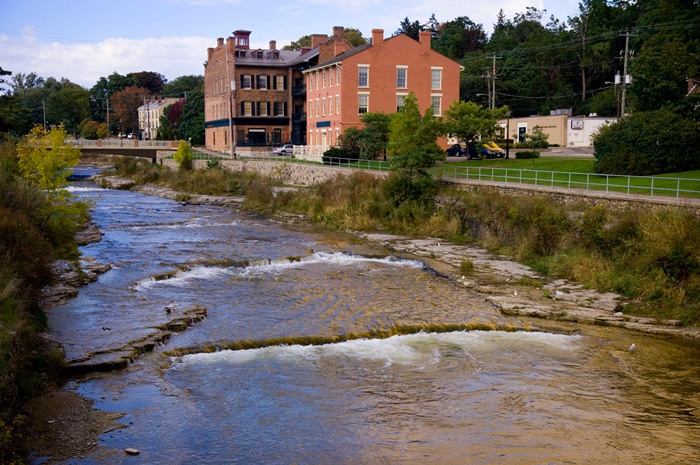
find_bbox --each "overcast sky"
[0,0,581,89]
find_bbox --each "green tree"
[432,16,487,60]
[629,34,693,113]
[127,71,166,94]
[179,88,204,145]
[343,28,367,47]
[385,93,443,205]
[173,139,193,171]
[16,125,81,192]
[161,75,204,98]
[593,109,700,175]
[46,81,90,135]
[358,112,392,160]
[442,100,508,146]
[395,17,424,40]
[283,35,311,51]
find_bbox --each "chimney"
[333,26,344,39]
[419,30,431,48]
[334,41,346,57]
[217,37,224,47]
[301,47,312,55]
[226,36,235,54]
[269,40,276,50]
[372,29,383,45]
[311,34,329,48]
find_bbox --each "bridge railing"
[69,139,179,148]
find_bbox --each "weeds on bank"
[114,158,700,324]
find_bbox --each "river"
[37,170,700,464]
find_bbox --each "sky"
[0,0,581,90]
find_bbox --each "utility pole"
[488,54,501,110]
[620,30,635,117]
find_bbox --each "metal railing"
[185,151,700,200]
[69,139,178,148]
[435,165,700,199]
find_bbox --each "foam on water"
[133,265,232,291]
[239,251,424,278]
[173,331,583,369]
[64,185,106,193]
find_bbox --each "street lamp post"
[505,112,511,159]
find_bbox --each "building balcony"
[292,84,306,97]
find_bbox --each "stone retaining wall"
[159,157,699,213]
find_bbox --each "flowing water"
[41,171,700,464]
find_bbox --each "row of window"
[307,93,443,117]
[308,66,341,91]
[240,101,288,117]
[241,74,287,91]
[308,128,341,147]
[308,95,340,118]
[357,66,443,90]
[358,93,442,116]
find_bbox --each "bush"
[322,146,358,165]
[593,109,700,175]
[173,140,193,171]
[515,150,540,159]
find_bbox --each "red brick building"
[303,29,461,151]
[204,28,354,155]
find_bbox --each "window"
[358,66,369,87]
[308,99,314,117]
[336,67,341,85]
[431,68,442,90]
[274,101,286,116]
[323,70,326,88]
[242,74,252,89]
[315,99,320,117]
[396,67,407,88]
[322,98,326,116]
[309,74,314,90]
[329,68,334,87]
[257,75,268,89]
[431,95,442,116]
[255,51,263,59]
[275,75,285,90]
[396,94,406,112]
[336,95,340,115]
[315,71,320,90]
[258,101,268,116]
[329,96,333,115]
[242,101,253,116]
[358,93,368,114]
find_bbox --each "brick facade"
[303,29,461,149]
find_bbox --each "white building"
[137,98,182,140]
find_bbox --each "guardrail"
[436,165,700,199]
[188,151,700,200]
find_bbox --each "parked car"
[446,144,466,156]
[273,144,294,155]
[481,141,506,158]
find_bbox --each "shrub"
[322,146,358,165]
[593,109,700,175]
[173,140,193,171]
[515,150,540,159]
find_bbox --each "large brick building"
[204,28,353,155]
[303,29,461,151]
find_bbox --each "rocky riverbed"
[25,173,700,463]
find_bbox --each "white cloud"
[1,34,212,88]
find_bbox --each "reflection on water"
[48,182,700,464]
